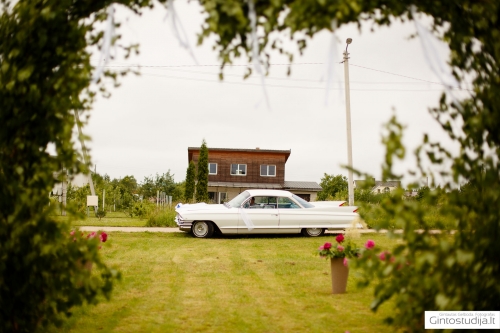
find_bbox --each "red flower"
[335,234,345,243]
[379,251,389,261]
[323,242,332,250]
[100,232,108,243]
[337,245,344,252]
[87,232,96,239]
[343,258,348,267]
[365,239,375,249]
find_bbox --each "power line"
[103,62,323,68]
[349,63,471,91]
[139,71,464,92]
[146,66,443,85]
[350,63,440,84]
[103,62,471,90]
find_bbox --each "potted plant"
[318,234,362,294]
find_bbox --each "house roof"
[188,147,291,163]
[283,181,322,191]
[373,181,401,187]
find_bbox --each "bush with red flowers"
[317,234,360,259]
[71,230,108,245]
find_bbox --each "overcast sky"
[84,1,466,186]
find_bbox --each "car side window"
[243,196,277,209]
[278,197,300,209]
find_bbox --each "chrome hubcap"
[194,222,208,236]
[307,228,322,236]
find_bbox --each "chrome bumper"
[175,214,193,232]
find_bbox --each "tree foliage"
[64,171,186,216]
[184,161,196,202]
[197,0,500,331]
[64,173,139,214]
[195,139,209,202]
[317,174,348,201]
[139,171,176,200]
[0,0,151,330]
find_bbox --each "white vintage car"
[175,189,360,238]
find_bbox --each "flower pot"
[330,258,349,294]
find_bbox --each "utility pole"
[73,110,97,213]
[102,189,105,211]
[343,38,354,206]
[61,167,67,216]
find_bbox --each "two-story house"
[187,147,322,203]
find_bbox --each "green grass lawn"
[54,211,148,227]
[51,232,398,333]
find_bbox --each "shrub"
[0,210,119,331]
[146,207,177,227]
[354,116,500,331]
[130,201,155,220]
[95,208,106,220]
[0,1,130,330]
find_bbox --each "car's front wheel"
[192,221,215,238]
[301,228,325,237]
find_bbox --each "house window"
[219,192,227,203]
[230,164,247,176]
[208,163,217,175]
[260,165,276,177]
[209,191,227,204]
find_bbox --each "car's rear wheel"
[192,221,215,238]
[301,228,325,237]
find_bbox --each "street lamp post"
[343,38,354,206]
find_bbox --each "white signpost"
[87,195,98,217]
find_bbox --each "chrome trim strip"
[177,218,193,232]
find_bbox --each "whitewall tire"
[301,228,325,237]
[192,221,215,238]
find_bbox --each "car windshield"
[226,191,250,208]
[292,194,314,208]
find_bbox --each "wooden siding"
[190,150,286,185]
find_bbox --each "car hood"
[175,203,226,213]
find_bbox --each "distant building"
[187,147,322,202]
[52,172,90,197]
[353,179,401,194]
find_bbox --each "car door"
[277,196,302,231]
[238,196,279,234]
